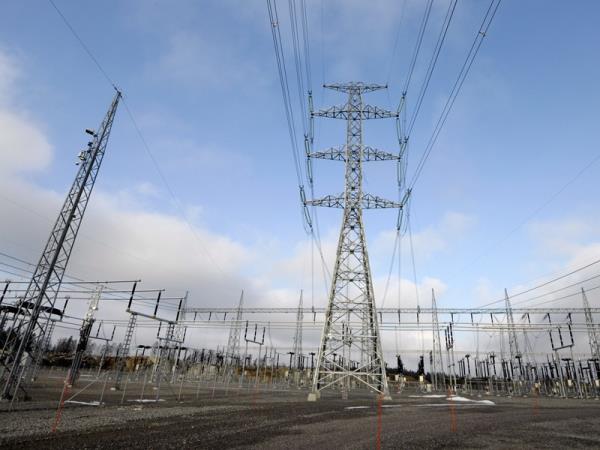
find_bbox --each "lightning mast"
[0,90,121,401]
[307,82,403,400]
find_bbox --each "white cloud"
[0,110,52,175]
[0,48,20,104]
[528,218,594,259]
[0,50,52,176]
[373,211,476,262]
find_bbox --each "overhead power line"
[476,256,600,308]
[406,0,458,137]
[460,148,600,274]
[400,0,434,101]
[408,0,502,191]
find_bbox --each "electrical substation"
[2,0,600,448]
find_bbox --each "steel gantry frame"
[306,82,403,401]
[0,90,121,402]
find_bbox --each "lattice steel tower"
[0,90,121,400]
[307,82,402,400]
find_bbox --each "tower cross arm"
[306,194,345,208]
[309,145,400,162]
[323,82,387,93]
[306,193,405,209]
[360,193,403,209]
[363,146,400,161]
[312,104,398,120]
[309,146,346,161]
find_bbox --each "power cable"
[400,0,434,100]
[406,0,458,137]
[385,0,408,87]
[459,148,600,275]
[476,256,600,308]
[408,0,502,191]
[48,0,118,90]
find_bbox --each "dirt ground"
[2,371,600,449]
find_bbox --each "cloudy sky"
[1,0,600,363]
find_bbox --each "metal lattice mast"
[431,289,444,390]
[0,90,121,400]
[520,313,535,380]
[68,286,103,386]
[582,288,600,361]
[171,292,187,381]
[225,291,244,367]
[293,291,304,369]
[153,324,175,386]
[307,82,402,400]
[114,313,137,388]
[504,289,522,380]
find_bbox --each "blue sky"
[2,1,600,356]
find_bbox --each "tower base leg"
[307,391,320,402]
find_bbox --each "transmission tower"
[293,291,304,369]
[307,82,402,401]
[0,90,121,401]
[582,288,600,361]
[431,289,444,390]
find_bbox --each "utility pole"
[0,90,121,401]
[431,289,444,391]
[307,82,403,401]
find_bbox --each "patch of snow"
[64,400,102,406]
[345,406,370,410]
[408,394,446,398]
[447,396,494,405]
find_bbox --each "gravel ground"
[2,375,600,449]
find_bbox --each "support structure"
[582,288,600,361]
[0,90,121,401]
[114,314,137,389]
[68,286,103,386]
[431,289,444,390]
[225,291,244,368]
[307,82,402,400]
[505,289,522,381]
[292,291,304,369]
